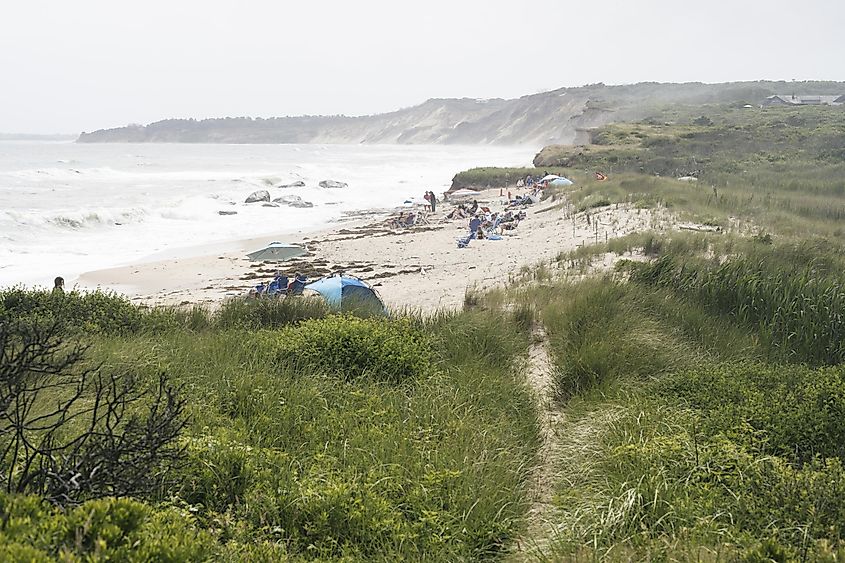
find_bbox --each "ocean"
[0,142,531,289]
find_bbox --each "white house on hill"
[762,94,844,107]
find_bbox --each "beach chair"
[484,216,504,237]
[457,231,474,248]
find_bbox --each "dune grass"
[0,293,540,560]
[528,237,845,559]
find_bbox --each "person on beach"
[53,276,64,294]
[469,215,481,237]
[429,191,437,213]
[468,200,479,214]
[287,272,307,296]
[268,272,288,297]
[250,281,266,298]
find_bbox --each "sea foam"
[0,142,531,289]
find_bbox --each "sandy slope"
[78,189,671,311]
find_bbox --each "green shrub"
[657,362,845,463]
[0,494,218,561]
[268,315,434,383]
[0,287,144,334]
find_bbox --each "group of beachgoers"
[386,185,542,249]
[246,185,542,296]
[248,271,308,298]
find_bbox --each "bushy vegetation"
[268,315,434,383]
[0,495,218,561]
[0,294,538,560]
[535,105,845,175]
[450,166,569,190]
[0,287,330,335]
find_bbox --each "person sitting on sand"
[267,272,288,297]
[287,273,307,296]
[468,200,479,214]
[53,276,64,294]
[249,281,266,298]
[446,204,467,220]
[390,212,406,228]
[469,214,481,237]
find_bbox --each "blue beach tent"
[305,275,386,315]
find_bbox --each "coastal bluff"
[77,81,845,146]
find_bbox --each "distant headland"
[77,80,845,146]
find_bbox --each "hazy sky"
[2,0,843,134]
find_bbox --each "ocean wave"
[2,208,149,231]
[50,208,149,229]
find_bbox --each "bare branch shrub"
[0,319,187,505]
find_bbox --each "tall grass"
[535,276,845,560]
[538,276,760,400]
[630,243,845,365]
[40,305,538,560]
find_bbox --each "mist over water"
[0,142,531,289]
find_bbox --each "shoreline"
[78,189,671,312]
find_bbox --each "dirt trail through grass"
[508,320,565,561]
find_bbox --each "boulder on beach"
[273,195,314,208]
[218,210,238,216]
[278,180,306,188]
[262,203,280,208]
[319,180,348,189]
[245,190,271,203]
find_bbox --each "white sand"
[78,189,671,312]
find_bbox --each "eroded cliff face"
[77,80,845,145]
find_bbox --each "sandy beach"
[78,189,670,312]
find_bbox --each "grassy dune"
[526,261,845,560]
[0,293,538,560]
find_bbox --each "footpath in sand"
[508,321,566,560]
[80,188,672,311]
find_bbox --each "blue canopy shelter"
[305,275,386,315]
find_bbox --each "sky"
[1,0,844,134]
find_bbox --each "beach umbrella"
[246,242,307,262]
[305,274,386,315]
[549,177,573,187]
